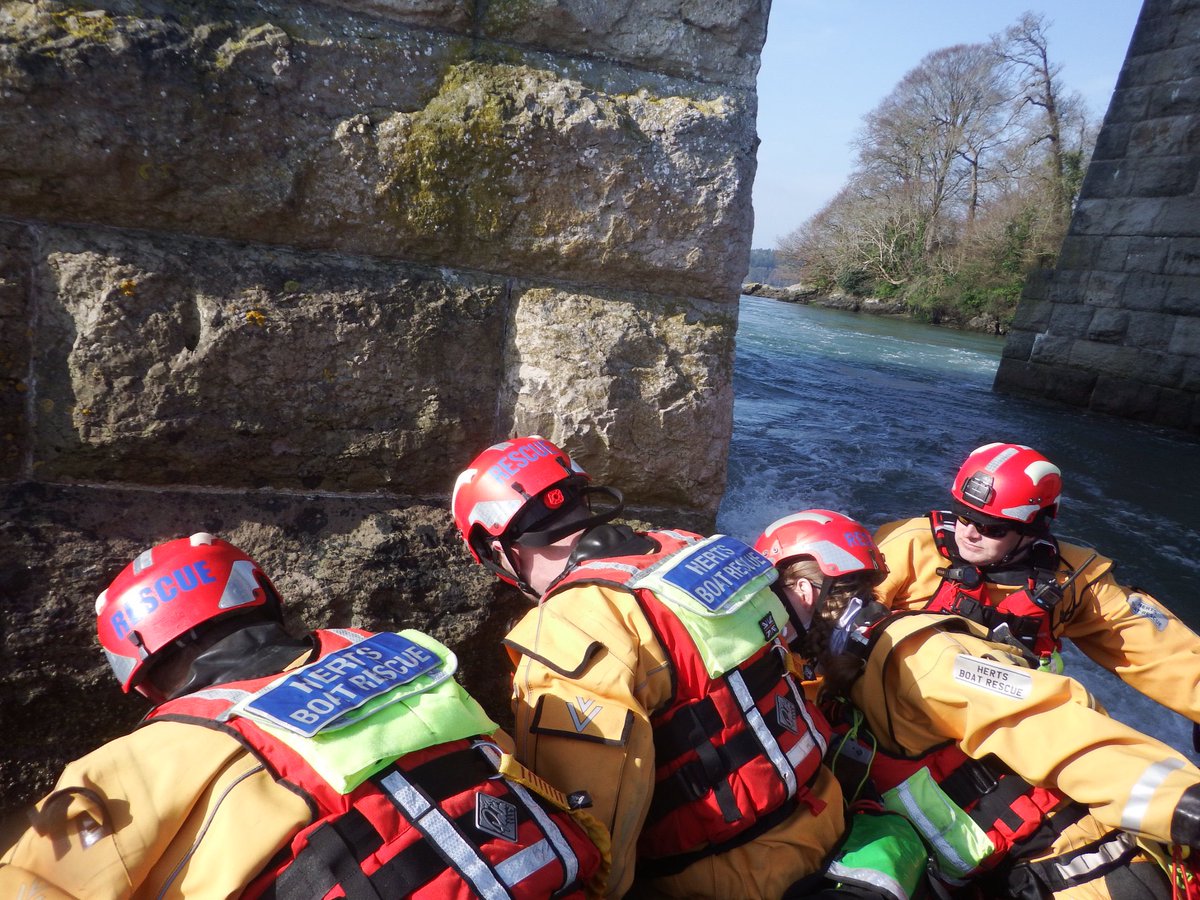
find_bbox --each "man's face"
[953,514,1024,566]
[495,531,582,599]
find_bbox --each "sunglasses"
[956,514,1014,539]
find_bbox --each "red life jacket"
[544,530,831,873]
[825,615,1138,896]
[924,511,1064,659]
[147,628,601,900]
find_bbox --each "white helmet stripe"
[767,511,834,534]
[1024,459,1061,486]
[806,539,871,575]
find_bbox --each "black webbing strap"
[403,745,498,803]
[652,650,785,757]
[646,728,764,826]
[938,756,1002,809]
[636,794,801,880]
[267,809,384,900]
[940,756,1082,861]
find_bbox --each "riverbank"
[741,281,1008,335]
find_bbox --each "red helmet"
[451,436,621,589]
[95,532,282,692]
[754,509,887,583]
[951,443,1061,526]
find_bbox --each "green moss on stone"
[383,62,541,245]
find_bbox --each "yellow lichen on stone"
[49,9,116,43]
[245,309,267,327]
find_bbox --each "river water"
[717,294,1200,756]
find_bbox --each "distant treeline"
[774,13,1097,327]
[746,248,780,285]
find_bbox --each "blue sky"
[751,1,1146,249]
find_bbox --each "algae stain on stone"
[381,62,541,245]
[481,0,536,32]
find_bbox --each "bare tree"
[993,12,1091,227]
[776,11,1097,318]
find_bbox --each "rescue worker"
[452,436,856,899]
[0,532,605,899]
[874,442,1200,721]
[756,508,1200,899]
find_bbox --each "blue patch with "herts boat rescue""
[239,632,442,738]
[656,535,775,612]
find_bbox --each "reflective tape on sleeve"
[1121,758,1186,834]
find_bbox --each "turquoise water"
[718,295,1200,756]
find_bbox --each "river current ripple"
[717,295,1200,757]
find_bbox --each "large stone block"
[1087,309,1131,343]
[1079,160,1135,199]
[0,222,31,479]
[27,225,509,493]
[1089,375,1161,420]
[0,480,529,820]
[0,2,757,301]
[992,358,1097,408]
[1126,310,1181,349]
[1152,196,1200,237]
[1119,271,1174,310]
[1048,303,1097,337]
[1146,75,1200,119]
[1103,86,1152,125]
[1123,236,1172,273]
[1010,299,1052,332]
[1072,198,1161,237]
[1091,121,1132,160]
[1126,7,1178,58]
[1055,236,1104,271]
[1132,156,1200,196]
[999,328,1036,360]
[479,0,770,89]
[1069,340,1182,387]
[499,285,736,518]
[1128,115,1200,158]
[1029,333,1075,366]
[1164,236,1200,275]
[1170,314,1200,356]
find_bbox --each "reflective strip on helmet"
[890,779,976,879]
[1039,830,1136,883]
[727,669,797,799]
[825,861,910,900]
[132,548,155,575]
[219,560,264,610]
[476,741,579,887]
[380,770,511,900]
[103,648,137,687]
[325,628,367,644]
[1121,758,1186,834]
[469,498,524,531]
